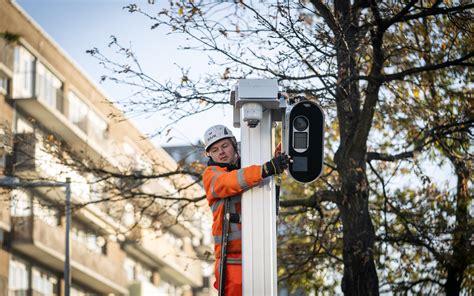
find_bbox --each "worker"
[202,124,289,295]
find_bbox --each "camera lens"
[293,116,308,131]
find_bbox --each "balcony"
[0,38,14,70]
[10,133,36,174]
[128,281,165,296]
[8,133,76,187]
[13,96,116,169]
[11,216,128,295]
[8,134,103,200]
[125,227,203,287]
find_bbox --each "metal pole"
[241,108,277,295]
[64,177,71,296]
[0,177,66,188]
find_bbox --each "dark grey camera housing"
[283,100,324,183]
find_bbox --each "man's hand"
[262,154,290,178]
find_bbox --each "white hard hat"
[203,125,235,151]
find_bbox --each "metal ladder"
[218,198,241,296]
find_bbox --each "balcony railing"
[10,133,36,172]
[11,216,128,294]
[128,227,203,287]
[0,38,15,71]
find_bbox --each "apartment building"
[0,1,213,295]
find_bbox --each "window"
[163,232,184,251]
[123,257,135,282]
[158,279,181,296]
[9,256,60,296]
[0,121,11,167]
[71,285,100,296]
[32,267,58,296]
[36,62,62,112]
[68,91,108,141]
[88,175,102,202]
[123,257,152,283]
[68,91,88,133]
[136,263,153,283]
[8,257,29,296]
[122,203,135,227]
[15,115,34,134]
[71,221,106,255]
[10,189,31,217]
[33,196,59,226]
[88,110,107,141]
[12,46,63,109]
[0,71,9,95]
[13,46,34,98]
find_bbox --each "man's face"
[208,138,237,164]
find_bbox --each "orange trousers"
[214,255,242,296]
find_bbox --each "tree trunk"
[445,162,471,295]
[337,156,379,295]
[332,0,380,293]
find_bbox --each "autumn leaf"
[413,87,420,99]
[222,67,230,80]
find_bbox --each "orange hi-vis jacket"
[202,159,263,259]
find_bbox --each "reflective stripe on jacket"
[203,161,263,259]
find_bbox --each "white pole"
[241,108,277,295]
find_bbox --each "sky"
[16,0,238,147]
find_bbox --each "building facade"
[0,1,214,295]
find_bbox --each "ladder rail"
[218,198,230,296]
